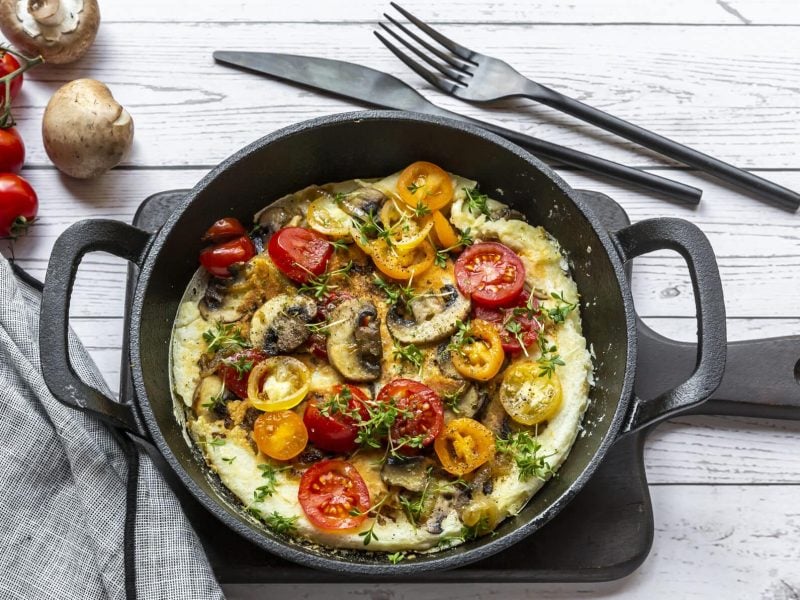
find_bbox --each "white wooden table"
[5,1,799,598]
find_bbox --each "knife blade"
[213,51,702,204]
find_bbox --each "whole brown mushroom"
[0,0,100,64]
[42,79,134,179]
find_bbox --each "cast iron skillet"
[38,111,726,576]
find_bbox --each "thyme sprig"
[297,260,354,299]
[434,227,474,268]
[264,511,299,535]
[255,464,291,499]
[392,341,424,374]
[496,430,555,482]
[355,494,392,546]
[463,186,491,217]
[447,320,476,357]
[373,274,417,307]
[537,336,565,378]
[203,321,250,353]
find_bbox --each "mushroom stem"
[28,0,65,26]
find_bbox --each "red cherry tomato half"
[0,173,37,238]
[473,291,542,354]
[376,379,443,453]
[218,349,267,399]
[454,242,525,308]
[303,385,370,454]
[0,127,25,173]
[201,217,247,244]
[298,459,371,531]
[0,52,23,104]
[268,227,333,283]
[199,235,256,278]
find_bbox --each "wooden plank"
[100,0,800,25]
[10,23,800,169]
[222,485,800,598]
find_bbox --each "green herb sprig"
[203,321,250,353]
[496,430,555,482]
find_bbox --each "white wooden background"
[4,1,800,598]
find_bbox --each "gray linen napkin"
[0,256,223,600]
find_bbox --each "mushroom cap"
[42,78,134,179]
[0,0,100,64]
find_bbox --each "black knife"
[213,51,702,205]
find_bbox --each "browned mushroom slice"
[337,187,387,221]
[249,294,317,355]
[381,456,435,492]
[254,185,325,238]
[387,284,471,345]
[326,298,382,382]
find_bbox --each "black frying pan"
[38,111,727,576]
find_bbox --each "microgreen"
[297,260,353,298]
[264,512,299,535]
[464,186,491,217]
[496,430,555,482]
[202,321,250,353]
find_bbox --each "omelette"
[170,161,593,559]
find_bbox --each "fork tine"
[374,31,460,95]
[379,22,469,85]
[383,14,472,74]
[390,2,476,64]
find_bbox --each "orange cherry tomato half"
[431,210,459,248]
[397,161,454,212]
[201,217,248,243]
[451,319,505,381]
[253,410,309,461]
[454,242,525,308]
[199,235,256,278]
[434,418,496,476]
[298,459,371,531]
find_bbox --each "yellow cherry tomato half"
[247,356,311,411]
[432,210,459,248]
[397,161,454,212]
[253,410,308,460]
[434,417,496,476]
[499,361,563,425]
[451,319,505,381]
[306,194,353,238]
[378,199,434,253]
[370,239,435,280]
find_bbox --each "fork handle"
[525,82,800,211]
[462,115,703,204]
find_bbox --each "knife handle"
[465,117,703,205]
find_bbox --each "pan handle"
[40,219,153,435]
[612,218,727,434]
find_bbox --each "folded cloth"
[0,256,223,600]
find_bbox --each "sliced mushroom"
[199,276,244,323]
[249,294,317,355]
[388,284,471,345]
[192,375,227,419]
[381,456,435,492]
[337,187,387,221]
[254,185,321,237]
[326,298,382,382]
[448,385,488,419]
